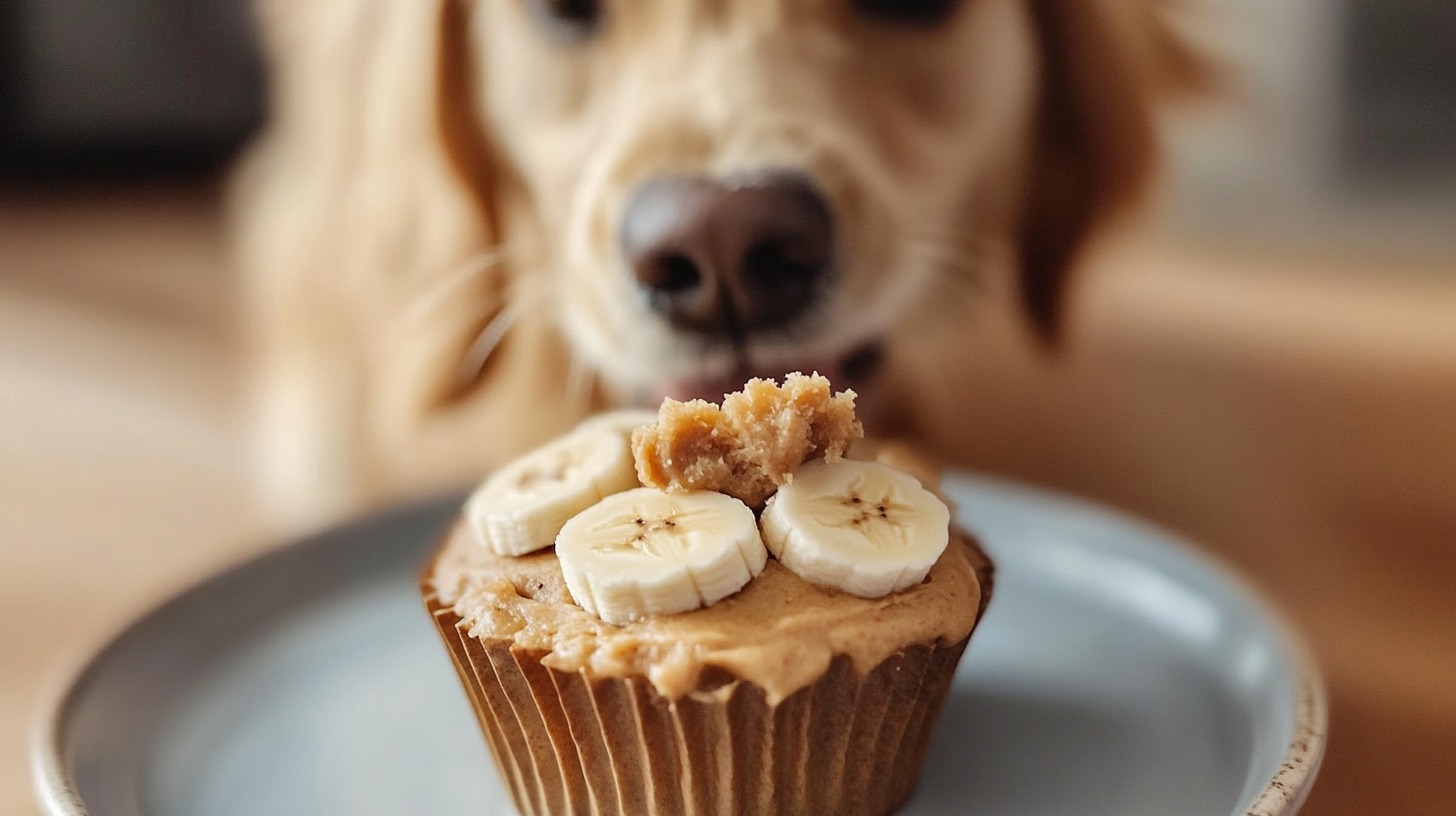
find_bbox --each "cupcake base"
[426,592,970,816]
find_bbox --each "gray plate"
[34,473,1325,816]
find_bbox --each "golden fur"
[234,0,1205,528]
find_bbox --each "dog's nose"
[620,173,833,335]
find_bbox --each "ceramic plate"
[34,472,1325,816]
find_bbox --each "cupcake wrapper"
[425,594,968,816]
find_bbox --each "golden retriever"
[234,0,1205,529]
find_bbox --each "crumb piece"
[632,373,864,507]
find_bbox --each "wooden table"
[3,186,1453,815]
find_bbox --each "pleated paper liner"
[422,537,994,816]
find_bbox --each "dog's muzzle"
[618,171,834,339]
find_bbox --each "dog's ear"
[1018,1,1212,339]
[233,0,520,520]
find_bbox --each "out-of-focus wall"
[0,0,262,178]
[1159,0,1456,256]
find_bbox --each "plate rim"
[1207,572,1328,816]
[31,476,1328,816]
[949,474,1329,816]
[29,502,445,816]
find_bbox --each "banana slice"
[760,459,950,598]
[556,488,767,624]
[466,428,639,556]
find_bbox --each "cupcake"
[422,374,993,816]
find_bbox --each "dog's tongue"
[648,344,887,405]
[655,376,741,404]
[654,361,840,404]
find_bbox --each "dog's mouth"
[565,148,920,413]
[601,168,907,408]
[646,340,885,404]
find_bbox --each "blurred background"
[2,2,1453,815]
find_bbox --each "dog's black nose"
[620,173,833,335]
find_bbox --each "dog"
[233,0,1206,529]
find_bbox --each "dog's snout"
[620,173,833,335]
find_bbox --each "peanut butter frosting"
[426,519,990,704]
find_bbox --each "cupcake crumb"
[632,372,863,508]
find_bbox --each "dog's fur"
[234,0,1205,528]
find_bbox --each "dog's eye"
[853,0,961,27]
[527,0,604,43]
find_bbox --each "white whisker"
[902,232,992,319]
[454,281,550,389]
[564,353,593,415]
[395,245,515,331]
[456,302,521,390]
